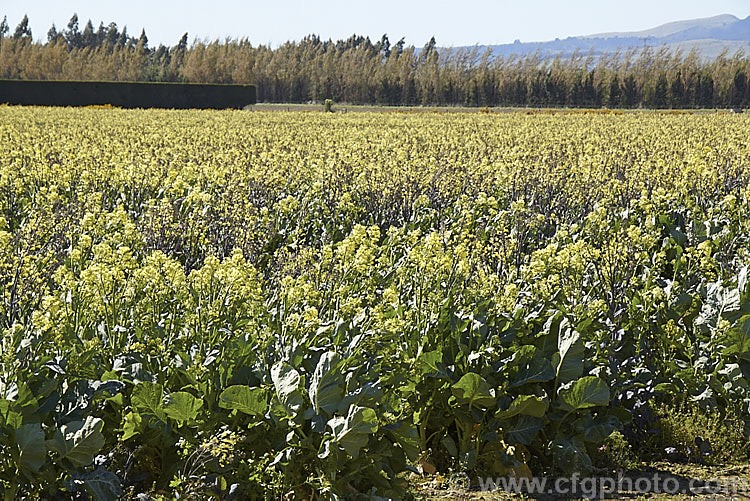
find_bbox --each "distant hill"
[463,14,750,60]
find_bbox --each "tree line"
[1,13,750,108]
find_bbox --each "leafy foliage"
[0,107,749,498]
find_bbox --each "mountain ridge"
[463,14,750,59]
[582,14,741,40]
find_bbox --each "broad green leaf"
[654,382,679,394]
[691,386,715,405]
[90,380,126,398]
[506,415,544,445]
[717,363,744,383]
[344,380,383,408]
[551,436,592,474]
[723,315,750,361]
[721,287,742,316]
[507,345,537,367]
[308,352,343,416]
[386,422,420,461]
[112,357,154,384]
[10,383,38,418]
[131,381,167,424]
[496,395,549,420]
[697,282,743,332]
[219,386,267,416]
[329,405,378,457]
[441,435,458,457]
[17,423,46,478]
[581,414,620,444]
[0,399,9,425]
[80,467,122,501]
[416,349,447,377]
[0,399,22,429]
[543,311,566,337]
[164,392,203,426]
[122,411,142,441]
[559,376,610,411]
[556,328,584,385]
[49,416,105,468]
[271,362,303,417]
[508,358,555,388]
[739,265,748,294]
[451,373,496,408]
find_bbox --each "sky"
[2,1,749,48]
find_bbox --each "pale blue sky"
[2,1,749,48]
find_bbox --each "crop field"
[0,107,749,499]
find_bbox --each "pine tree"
[13,15,32,41]
[669,71,686,108]
[47,23,60,44]
[391,38,404,58]
[96,22,107,46]
[177,33,188,52]
[652,72,668,108]
[733,69,747,107]
[104,23,119,47]
[117,26,129,48]
[65,14,82,48]
[82,20,96,48]
[138,29,149,50]
[421,36,436,61]
[0,16,9,39]
[377,34,390,59]
[623,74,637,107]
[608,75,621,107]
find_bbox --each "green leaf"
[451,373,496,409]
[654,382,679,394]
[131,381,167,424]
[496,395,549,420]
[80,467,122,501]
[16,423,46,478]
[90,380,125,398]
[416,349,447,377]
[164,392,203,426]
[11,383,39,418]
[271,362,304,417]
[506,415,544,445]
[0,399,22,429]
[581,414,620,444]
[508,358,555,388]
[721,287,742,317]
[559,376,610,411]
[49,416,106,468]
[552,436,592,474]
[308,352,343,416]
[441,435,458,457]
[329,405,378,457]
[122,411,142,441]
[723,315,750,361]
[739,266,748,294]
[691,386,715,405]
[219,386,267,416]
[386,422,420,461]
[697,282,743,332]
[556,328,584,386]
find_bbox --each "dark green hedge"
[0,80,256,109]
